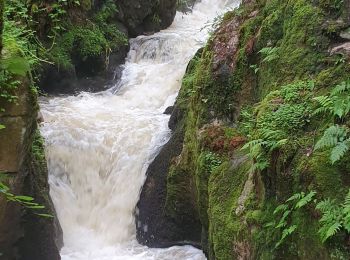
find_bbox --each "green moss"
[31,129,45,163]
[208,158,251,259]
[304,151,345,200]
[49,0,127,70]
[165,0,350,259]
[165,165,198,220]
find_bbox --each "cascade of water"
[40,1,240,259]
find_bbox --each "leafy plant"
[316,189,350,242]
[240,81,314,172]
[266,191,317,248]
[204,152,222,173]
[242,129,287,171]
[250,64,259,74]
[315,125,350,164]
[0,181,52,218]
[314,80,350,163]
[314,80,350,119]
[259,46,279,63]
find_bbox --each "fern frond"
[323,222,342,242]
[343,189,350,232]
[270,138,288,151]
[313,96,333,109]
[275,225,297,248]
[287,192,303,202]
[330,141,349,164]
[316,198,333,212]
[273,204,288,215]
[313,107,331,116]
[315,125,348,150]
[295,191,316,209]
[276,210,291,229]
[331,81,350,96]
[261,129,285,141]
[344,189,350,208]
[241,139,264,151]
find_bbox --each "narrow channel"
[40,1,238,259]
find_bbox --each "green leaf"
[27,205,45,209]
[0,183,10,192]
[14,195,34,202]
[323,222,342,242]
[330,142,349,164]
[35,213,54,218]
[295,191,316,209]
[276,210,291,229]
[275,225,297,248]
[273,204,288,215]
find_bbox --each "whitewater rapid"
[39,1,239,259]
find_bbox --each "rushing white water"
[40,0,239,259]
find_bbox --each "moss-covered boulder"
[137,0,350,259]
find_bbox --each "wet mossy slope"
[138,0,350,259]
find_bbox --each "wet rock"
[330,42,350,56]
[212,7,258,78]
[136,108,201,248]
[177,0,198,13]
[340,27,350,40]
[116,0,177,37]
[168,106,184,130]
[0,81,62,260]
[0,80,32,173]
[40,0,178,95]
[39,44,129,95]
[163,106,174,115]
[212,17,241,75]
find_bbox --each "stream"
[39,0,239,259]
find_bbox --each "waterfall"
[39,0,240,259]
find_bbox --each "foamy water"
[40,1,239,259]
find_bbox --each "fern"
[313,80,350,119]
[316,189,350,242]
[330,142,350,164]
[315,125,347,149]
[315,125,350,164]
[343,190,350,232]
[295,191,317,209]
[267,191,316,248]
[331,80,350,96]
[259,47,280,63]
[275,225,297,248]
[313,96,333,116]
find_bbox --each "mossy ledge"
[137,0,350,259]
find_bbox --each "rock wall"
[0,82,62,260]
[37,0,177,94]
[137,0,350,259]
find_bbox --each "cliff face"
[0,82,62,260]
[138,0,350,259]
[35,0,177,94]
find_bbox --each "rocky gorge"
[1,0,350,259]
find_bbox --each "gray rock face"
[340,27,350,40]
[0,82,62,260]
[117,0,177,36]
[40,0,177,95]
[136,106,202,248]
[330,42,350,55]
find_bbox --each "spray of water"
[40,1,240,259]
